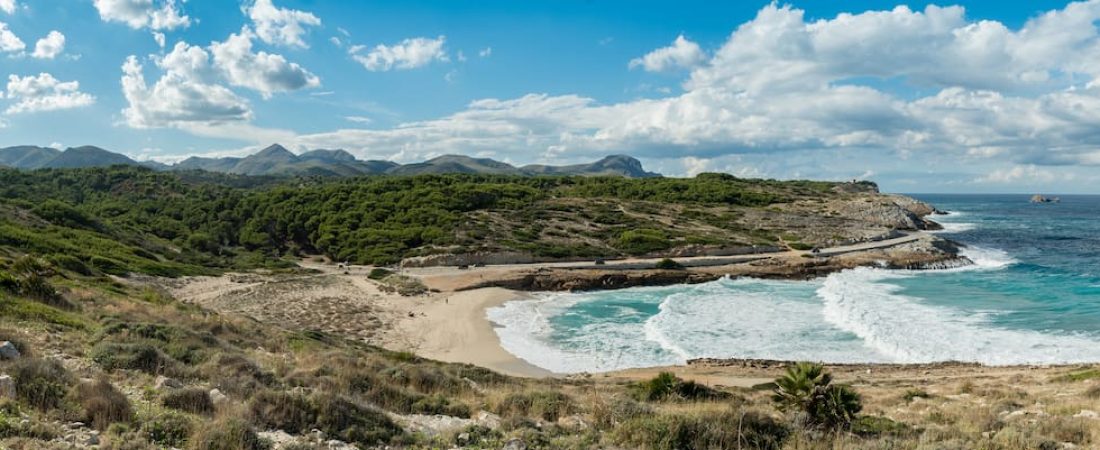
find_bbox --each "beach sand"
[394,287,555,378]
[164,263,555,378]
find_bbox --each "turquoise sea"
[487,195,1100,373]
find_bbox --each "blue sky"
[1,0,1100,193]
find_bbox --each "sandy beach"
[163,262,556,378]
[394,287,555,378]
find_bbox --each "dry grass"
[73,377,132,430]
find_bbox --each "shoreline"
[391,287,556,378]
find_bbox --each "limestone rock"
[0,341,21,360]
[0,375,14,399]
[477,411,502,429]
[502,438,527,450]
[209,388,228,405]
[154,375,183,390]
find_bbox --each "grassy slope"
[0,259,1098,449]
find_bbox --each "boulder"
[502,438,527,450]
[477,411,502,429]
[154,375,183,390]
[0,341,21,360]
[209,388,228,405]
[0,375,14,399]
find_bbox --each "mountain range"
[0,144,661,178]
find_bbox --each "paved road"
[403,231,928,274]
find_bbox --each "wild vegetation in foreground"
[1,253,1099,449]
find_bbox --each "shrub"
[630,372,727,402]
[851,415,913,437]
[772,362,862,430]
[9,358,73,410]
[618,229,671,255]
[49,254,93,276]
[654,258,684,270]
[248,390,316,434]
[90,256,129,276]
[162,388,214,415]
[367,268,393,280]
[204,353,274,397]
[612,408,788,450]
[495,391,575,422]
[141,411,194,447]
[187,417,268,450]
[1086,385,1100,399]
[73,378,132,430]
[91,342,178,375]
[312,394,403,445]
[903,388,931,402]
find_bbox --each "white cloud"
[210,29,320,98]
[153,31,165,48]
[629,35,705,72]
[3,73,95,114]
[345,115,371,124]
[121,49,252,129]
[0,21,23,52]
[31,30,63,59]
[351,36,448,71]
[479,47,492,58]
[119,27,319,134]
[975,165,1067,184]
[245,0,320,48]
[0,0,14,15]
[93,0,190,31]
[284,1,1100,172]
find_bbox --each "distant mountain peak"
[0,143,664,178]
[254,144,297,159]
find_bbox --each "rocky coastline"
[458,233,968,292]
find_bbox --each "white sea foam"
[957,245,1018,270]
[929,210,977,234]
[489,278,884,373]
[818,267,1100,365]
[489,229,1095,372]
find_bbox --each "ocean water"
[487,195,1100,373]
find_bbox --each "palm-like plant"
[772,362,862,430]
[772,362,832,412]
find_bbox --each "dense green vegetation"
[0,167,864,272]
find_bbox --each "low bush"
[141,411,194,447]
[630,372,728,402]
[903,388,931,402]
[654,258,684,270]
[91,342,178,375]
[313,394,403,446]
[249,390,316,434]
[248,391,403,446]
[495,391,575,422]
[9,358,73,410]
[162,388,214,415]
[187,417,268,450]
[612,408,789,450]
[73,378,132,430]
[367,268,393,280]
